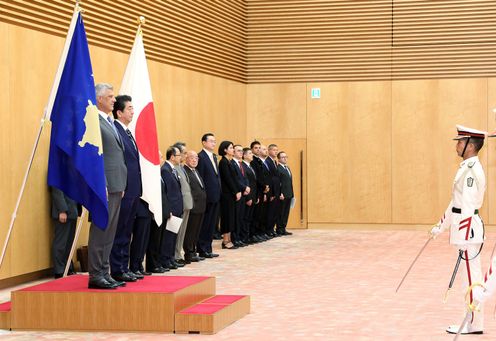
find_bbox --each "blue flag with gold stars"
[47,9,108,229]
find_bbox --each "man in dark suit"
[146,151,171,273]
[265,144,281,237]
[50,186,79,278]
[183,151,207,262]
[231,145,250,246]
[160,146,184,270]
[196,133,221,258]
[276,151,294,236]
[129,199,152,276]
[88,83,127,289]
[109,95,142,283]
[241,148,258,244]
[250,141,271,241]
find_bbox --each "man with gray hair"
[172,142,192,267]
[87,83,127,289]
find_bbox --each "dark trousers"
[129,214,151,272]
[52,218,76,275]
[183,212,204,258]
[277,198,292,231]
[253,197,267,235]
[242,203,254,241]
[146,220,163,271]
[266,197,281,233]
[197,201,219,254]
[88,192,121,280]
[232,197,245,242]
[159,227,177,266]
[110,196,139,275]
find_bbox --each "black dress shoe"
[140,270,152,276]
[210,252,219,257]
[165,262,177,270]
[199,252,214,258]
[171,260,185,268]
[283,230,293,235]
[54,273,63,279]
[88,278,118,289]
[113,272,137,282]
[176,259,188,265]
[131,271,144,279]
[187,256,201,262]
[151,266,168,273]
[105,276,126,287]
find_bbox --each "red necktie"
[239,161,245,176]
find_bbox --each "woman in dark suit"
[218,141,242,249]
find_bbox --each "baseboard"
[307,223,496,232]
[0,268,52,290]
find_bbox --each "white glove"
[430,224,442,238]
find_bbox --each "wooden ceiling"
[2,0,496,83]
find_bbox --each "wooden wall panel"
[0,0,246,82]
[246,83,307,140]
[0,22,247,279]
[487,79,496,225]
[307,82,392,223]
[391,79,488,225]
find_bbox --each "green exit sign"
[311,88,320,99]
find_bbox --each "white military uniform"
[432,125,486,334]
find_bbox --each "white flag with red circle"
[119,28,162,225]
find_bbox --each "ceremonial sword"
[396,234,433,293]
[444,250,464,303]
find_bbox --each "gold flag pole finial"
[75,0,85,13]
[137,16,146,34]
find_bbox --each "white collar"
[203,148,214,158]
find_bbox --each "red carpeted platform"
[10,274,216,332]
[19,274,209,293]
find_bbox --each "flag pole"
[0,1,83,269]
[0,115,48,268]
[63,208,87,277]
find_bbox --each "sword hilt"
[443,288,450,303]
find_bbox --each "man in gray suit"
[173,142,193,266]
[87,83,127,289]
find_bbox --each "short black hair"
[277,151,286,159]
[469,137,484,152]
[166,146,179,160]
[242,147,251,159]
[250,141,261,149]
[218,141,233,156]
[202,133,215,142]
[112,95,132,119]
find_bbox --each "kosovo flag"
[47,10,108,229]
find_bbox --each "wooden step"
[175,295,250,334]
[0,302,11,330]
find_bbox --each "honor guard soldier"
[430,125,487,335]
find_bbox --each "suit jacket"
[231,159,248,192]
[219,157,240,197]
[175,165,193,211]
[161,162,183,217]
[277,164,294,199]
[99,115,127,193]
[136,198,152,218]
[184,166,207,214]
[265,157,281,197]
[251,156,270,199]
[50,187,79,220]
[159,180,171,222]
[197,150,221,203]
[242,162,258,202]
[115,122,142,198]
